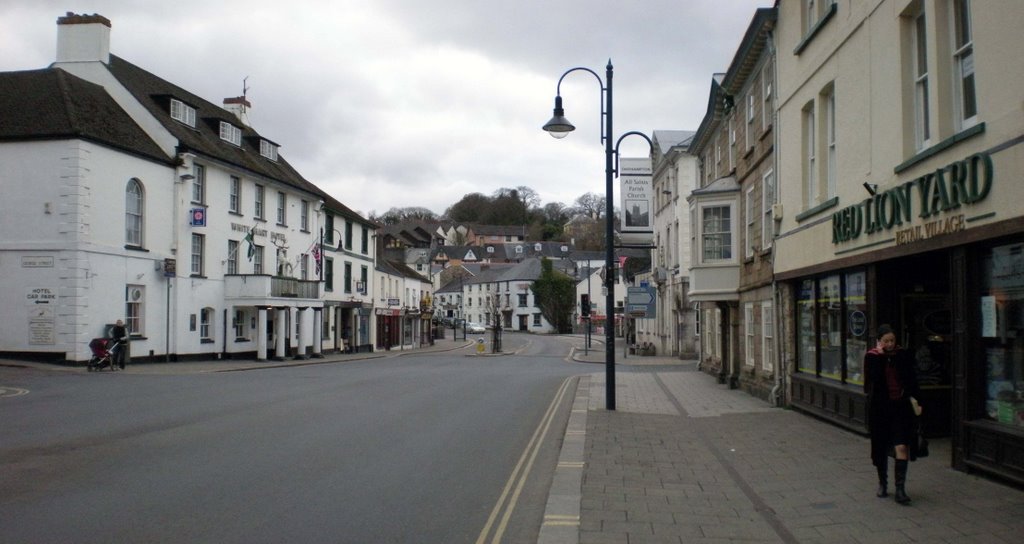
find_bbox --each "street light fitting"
[542,96,575,138]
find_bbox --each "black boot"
[876,462,888,498]
[894,459,911,504]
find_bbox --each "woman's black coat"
[863,346,920,465]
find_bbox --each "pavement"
[544,341,1024,544]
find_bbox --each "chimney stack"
[223,96,251,126]
[56,12,111,64]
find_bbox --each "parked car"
[466,322,486,333]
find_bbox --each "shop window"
[796,270,869,384]
[797,279,817,374]
[819,275,842,380]
[845,271,868,384]
[980,243,1024,428]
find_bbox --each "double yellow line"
[475,376,575,544]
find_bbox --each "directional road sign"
[626,286,657,318]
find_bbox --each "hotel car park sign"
[832,152,993,246]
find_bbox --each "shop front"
[778,149,1024,485]
[375,308,403,350]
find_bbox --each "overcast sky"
[2,0,773,219]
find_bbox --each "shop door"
[901,294,953,437]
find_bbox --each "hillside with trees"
[368,186,616,251]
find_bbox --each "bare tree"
[574,192,606,219]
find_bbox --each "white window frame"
[745,302,755,367]
[763,63,773,129]
[728,116,736,169]
[227,240,239,275]
[762,169,775,250]
[125,285,144,336]
[254,245,264,275]
[805,0,817,34]
[826,87,836,198]
[170,98,196,127]
[220,121,242,146]
[200,307,213,340]
[804,103,817,205]
[951,0,977,129]
[234,309,247,339]
[700,203,734,263]
[126,178,143,247]
[745,187,756,258]
[229,176,241,214]
[254,184,265,219]
[762,302,774,372]
[276,191,287,225]
[260,139,279,161]
[301,200,310,232]
[746,93,755,151]
[191,164,205,204]
[913,9,931,150]
[190,233,205,276]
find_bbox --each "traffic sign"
[626,286,657,319]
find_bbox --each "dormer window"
[219,121,242,146]
[260,139,278,161]
[170,99,196,127]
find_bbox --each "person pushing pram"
[87,319,128,371]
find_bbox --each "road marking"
[542,514,580,527]
[475,376,574,544]
[0,386,30,398]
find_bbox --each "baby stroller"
[87,337,123,372]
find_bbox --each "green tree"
[530,258,575,334]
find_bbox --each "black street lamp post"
[544,60,652,411]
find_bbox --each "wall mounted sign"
[832,152,993,245]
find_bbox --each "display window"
[797,279,817,374]
[979,242,1024,428]
[819,275,842,380]
[845,271,868,385]
[795,269,869,385]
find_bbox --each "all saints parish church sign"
[832,152,994,245]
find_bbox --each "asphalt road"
[0,334,590,543]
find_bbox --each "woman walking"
[864,324,920,504]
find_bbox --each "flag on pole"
[244,226,256,261]
[311,243,322,276]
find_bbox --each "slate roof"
[652,130,695,153]
[0,68,167,163]
[376,259,430,282]
[105,55,369,225]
